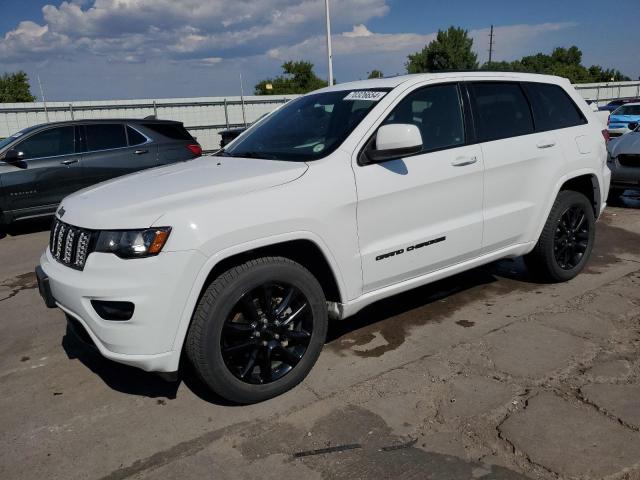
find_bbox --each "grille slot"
[50,219,95,270]
[618,154,640,168]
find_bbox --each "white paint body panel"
[39,72,609,373]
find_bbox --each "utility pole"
[488,25,495,67]
[239,73,247,128]
[37,75,50,123]
[324,0,334,86]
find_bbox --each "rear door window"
[85,124,127,151]
[126,126,147,146]
[17,126,75,159]
[523,83,586,131]
[141,123,193,141]
[469,82,534,142]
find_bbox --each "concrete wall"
[0,95,297,152]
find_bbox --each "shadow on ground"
[0,217,52,240]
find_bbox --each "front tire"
[185,256,327,404]
[524,190,595,282]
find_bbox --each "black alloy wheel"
[553,205,590,270]
[221,282,313,384]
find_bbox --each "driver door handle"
[536,140,556,149]
[451,156,478,167]
[60,159,78,165]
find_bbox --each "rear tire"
[524,190,595,283]
[185,256,327,404]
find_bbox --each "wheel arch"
[170,232,348,355]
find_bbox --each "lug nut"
[274,334,280,340]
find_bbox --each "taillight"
[602,129,610,143]
[187,144,202,156]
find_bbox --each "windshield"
[0,126,38,151]
[223,89,390,161]
[613,105,640,116]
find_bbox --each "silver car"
[607,122,640,199]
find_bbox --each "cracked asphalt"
[1,194,640,480]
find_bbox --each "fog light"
[91,300,135,321]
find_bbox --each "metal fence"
[1,80,639,152]
[573,81,640,105]
[0,95,297,152]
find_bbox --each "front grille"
[618,154,640,168]
[50,219,95,270]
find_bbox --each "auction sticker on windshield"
[344,91,387,101]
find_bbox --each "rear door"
[2,125,81,216]
[79,123,157,189]
[140,122,198,164]
[468,81,563,252]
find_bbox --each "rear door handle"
[60,159,78,165]
[451,156,478,167]
[134,149,149,155]
[536,140,556,149]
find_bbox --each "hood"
[608,132,640,157]
[59,156,308,229]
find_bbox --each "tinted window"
[383,83,464,152]
[127,126,147,146]
[224,90,387,161]
[470,82,534,141]
[523,83,586,130]
[86,124,127,151]
[141,123,193,141]
[614,105,640,116]
[17,126,75,159]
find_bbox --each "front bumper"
[608,158,640,190]
[39,247,206,372]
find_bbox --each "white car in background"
[37,72,609,404]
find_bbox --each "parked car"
[0,119,201,226]
[37,72,609,403]
[599,98,640,112]
[219,126,246,148]
[607,103,640,138]
[607,122,640,198]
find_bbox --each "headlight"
[95,227,171,259]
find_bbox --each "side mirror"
[367,124,423,163]
[628,122,638,132]
[3,148,24,163]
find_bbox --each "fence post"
[224,98,229,129]
[69,104,74,120]
[153,100,158,118]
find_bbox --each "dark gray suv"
[0,119,201,226]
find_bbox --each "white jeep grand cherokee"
[37,72,610,403]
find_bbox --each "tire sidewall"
[194,260,327,404]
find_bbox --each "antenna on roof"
[37,75,50,123]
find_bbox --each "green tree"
[406,26,478,73]
[255,61,327,95]
[480,46,630,83]
[0,71,36,103]
[367,69,384,79]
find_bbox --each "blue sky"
[0,0,637,101]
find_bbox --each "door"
[79,123,157,189]
[354,83,484,293]
[467,81,564,252]
[2,125,81,216]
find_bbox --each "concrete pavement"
[1,194,640,479]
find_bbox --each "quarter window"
[17,126,75,159]
[470,82,534,141]
[85,124,127,151]
[523,83,586,131]
[127,126,147,146]
[383,84,465,153]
